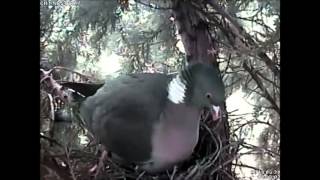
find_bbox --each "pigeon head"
[168,63,225,120]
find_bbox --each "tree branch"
[255,70,280,89]
[242,143,280,157]
[64,147,77,180]
[233,119,279,133]
[243,62,280,115]
[134,0,172,10]
[232,163,262,172]
[207,0,280,77]
[51,66,96,81]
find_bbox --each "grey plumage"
[80,73,170,162]
[61,63,225,173]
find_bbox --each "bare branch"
[255,70,280,89]
[233,119,279,133]
[134,0,172,10]
[207,0,280,77]
[236,16,275,33]
[242,143,280,157]
[64,147,77,180]
[51,66,96,81]
[243,62,280,114]
[40,134,63,147]
[207,0,243,33]
[210,150,256,176]
[232,163,262,172]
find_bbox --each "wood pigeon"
[62,63,225,173]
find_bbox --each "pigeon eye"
[205,93,213,99]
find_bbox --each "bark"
[172,1,218,66]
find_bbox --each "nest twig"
[41,112,241,180]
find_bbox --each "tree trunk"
[172,1,233,179]
[172,2,218,66]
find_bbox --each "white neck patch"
[167,75,186,104]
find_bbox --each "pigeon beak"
[211,105,221,121]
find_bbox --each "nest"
[41,108,239,180]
